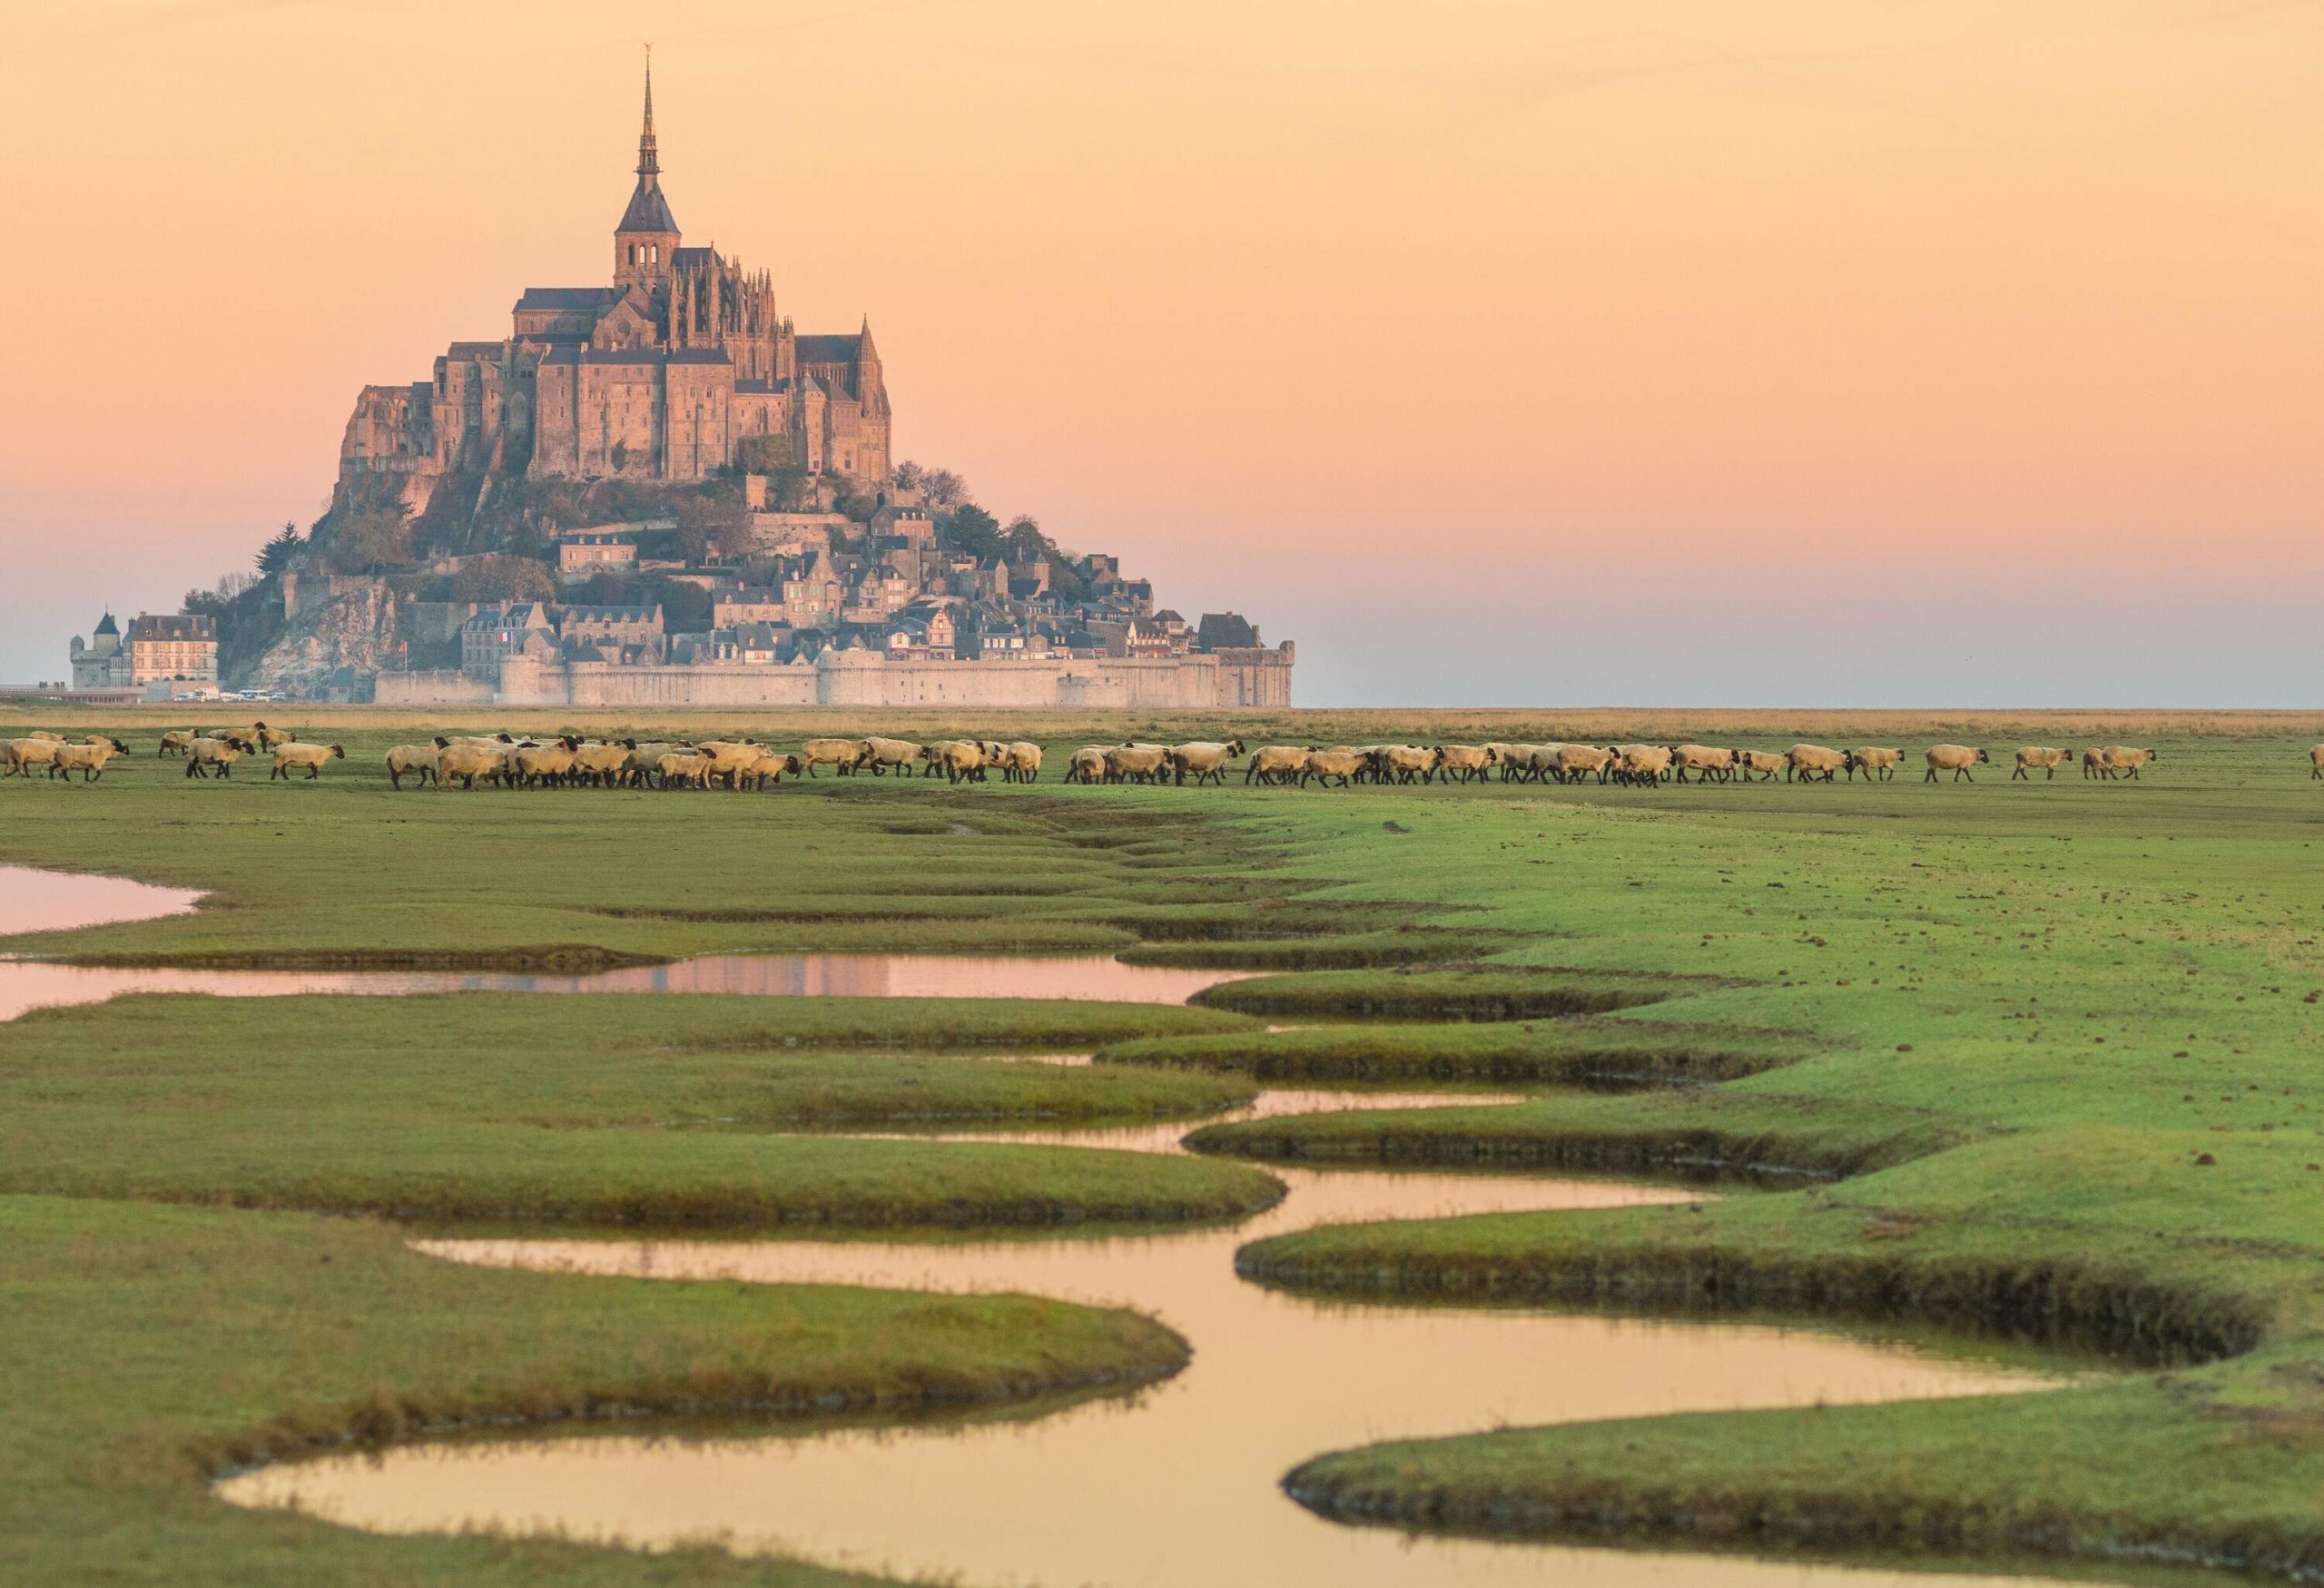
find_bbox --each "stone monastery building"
[339,63,891,506]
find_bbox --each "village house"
[556,532,640,577]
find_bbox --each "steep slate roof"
[128,614,216,642]
[617,177,679,235]
[515,287,621,312]
[667,348,732,364]
[1196,612,1260,649]
[793,334,862,366]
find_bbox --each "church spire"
[614,44,680,285]
[637,45,659,179]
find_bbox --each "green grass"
[14,710,2324,1582]
[0,1193,1186,1588]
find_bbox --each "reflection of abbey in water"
[340,63,888,498]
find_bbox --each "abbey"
[338,64,891,508]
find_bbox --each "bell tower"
[613,48,681,286]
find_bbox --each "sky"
[2,0,2319,705]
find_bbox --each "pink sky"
[3,0,2319,704]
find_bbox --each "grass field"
[7,706,2324,1583]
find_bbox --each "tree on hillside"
[256,524,303,575]
[942,503,1005,561]
[448,555,554,605]
[326,509,416,576]
[674,494,749,564]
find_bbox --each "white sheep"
[385,744,440,788]
[1299,748,1366,788]
[1168,740,1246,786]
[1785,745,1848,783]
[51,738,131,782]
[2014,746,2072,781]
[1847,746,1905,782]
[271,743,347,780]
[1925,744,1990,782]
[1066,746,1110,784]
[1000,742,1044,783]
[1670,745,1736,783]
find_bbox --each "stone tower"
[613,53,680,286]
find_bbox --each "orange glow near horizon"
[4,1,2319,703]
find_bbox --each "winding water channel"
[4,867,2096,1586]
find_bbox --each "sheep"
[2312,745,2324,780]
[1000,742,1044,783]
[158,730,199,758]
[1847,746,1905,783]
[1168,740,1246,786]
[1670,745,1736,784]
[1243,745,1306,785]
[438,741,512,790]
[1785,744,1848,784]
[938,739,992,784]
[618,741,684,787]
[384,743,440,788]
[1553,744,1617,784]
[859,736,925,777]
[2014,746,2073,781]
[3,738,61,777]
[1298,747,1367,788]
[1065,746,1109,784]
[25,730,65,742]
[1430,745,1492,784]
[271,742,346,780]
[182,735,252,778]
[1614,744,1674,786]
[1925,744,1990,782]
[1371,744,1439,784]
[1104,744,1171,784]
[2089,745,2158,780]
[737,749,805,788]
[1481,743,1522,780]
[509,735,584,788]
[655,749,713,789]
[1736,749,1787,783]
[52,738,131,782]
[799,737,867,777]
[1515,744,1567,784]
[568,740,633,786]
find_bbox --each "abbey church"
[338,64,891,507]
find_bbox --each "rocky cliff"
[244,578,404,695]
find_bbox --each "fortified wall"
[375,644,1294,711]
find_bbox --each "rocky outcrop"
[244,578,402,695]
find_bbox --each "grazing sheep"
[860,736,925,777]
[1000,742,1044,783]
[52,738,131,782]
[655,749,714,790]
[1925,744,1990,782]
[1670,745,1736,784]
[437,741,512,790]
[1065,746,1109,784]
[1104,744,1171,784]
[183,736,252,778]
[1299,748,1367,789]
[568,740,633,786]
[2087,745,2157,781]
[384,744,440,788]
[270,743,346,780]
[1243,745,1306,786]
[938,739,992,784]
[1553,744,1617,784]
[1847,746,1905,783]
[1613,744,1674,786]
[158,730,199,758]
[799,737,866,777]
[508,736,584,788]
[737,749,805,788]
[1425,745,1489,784]
[2014,746,2073,781]
[1736,749,1787,783]
[3,738,61,777]
[1169,740,1246,786]
[1785,745,1848,784]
